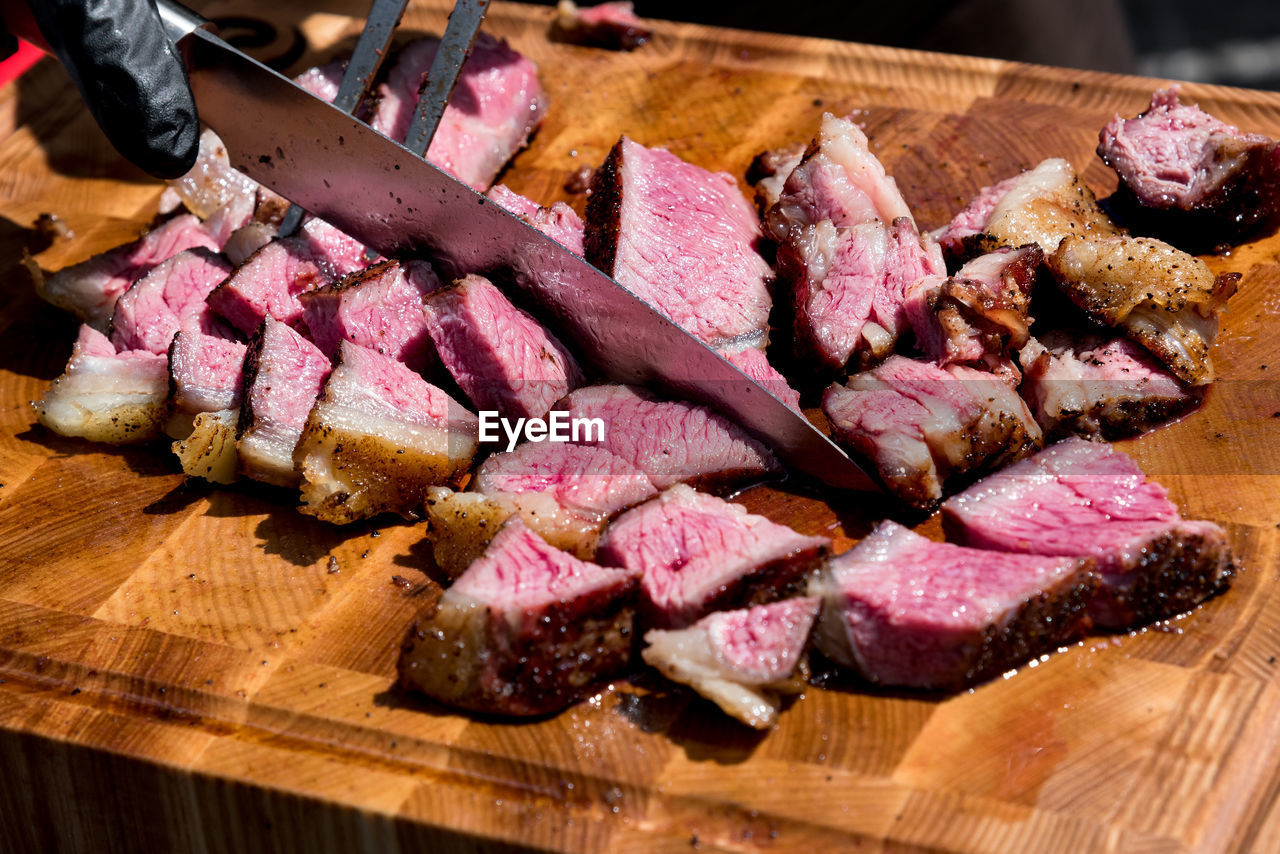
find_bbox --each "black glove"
[28,0,199,178]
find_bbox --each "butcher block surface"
[2,1,1280,851]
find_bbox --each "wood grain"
[1,1,1279,850]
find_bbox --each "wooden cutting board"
[2,2,1279,850]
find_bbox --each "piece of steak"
[476,442,658,551]
[1019,331,1201,440]
[398,517,641,716]
[35,325,170,444]
[38,214,222,329]
[932,158,1120,261]
[554,384,781,488]
[167,327,247,429]
[642,596,819,729]
[551,0,652,50]
[941,437,1234,629]
[585,136,773,349]
[809,521,1096,690]
[822,355,1042,509]
[426,441,660,576]
[486,184,586,255]
[719,345,803,413]
[424,274,584,420]
[596,484,830,629]
[765,113,946,372]
[237,317,332,487]
[296,341,479,523]
[1045,234,1239,386]
[109,248,234,355]
[300,259,441,373]
[906,245,1043,367]
[207,217,371,336]
[370,35,547,191]
[1098,85,1280,243]
[163,128,264,221]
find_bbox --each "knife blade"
[157,1,877,491]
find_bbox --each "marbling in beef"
[1046,234,1238,385]
[38,214,223,329]
[296,341,479,523]
[551,1,652,50]
[765,113,946,372]
[369,35,547,191]
[906,245,1043,367]
[109,248,233,355]
[1019,331,1201,440]
[932,158,1119,260]
[586,136,773,349]
[36,325,170,444]
[1098,85,1280,243]
[424,274,584,420]
[822,356,1041,509]
[300,259,440,373]
[941,437,1233,629]
[486,184,586,255]
[809,521,1096,690]
[207,218,371,337]
[554,384,780,488]
[642,596,819,729]
[596,484,830,629]
[237,317,332,487]
[398,518,641,716]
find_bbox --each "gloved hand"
[7,0,199,178]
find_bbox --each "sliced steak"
[296,341,479,523]
[551,1,652,50]
[237,317,332,487]
[906,245,1043,367]
[810,521,1096,691]
[426,441,659,577]
[1099,85,1280,243]
[167,327,247,436]
[300,259,440,373]
[109,248,233,355]
[1019,331,1201,440]
[941,437,1234,629]
[398,517,641,716]
[424,274,584,419]
[1046,234,1238,386]
[596,484,830,629]
[720,345,803,413]
[822,355,1042,509]
[642,597,819,729]
[475,442,658,552]
[38,214,222,329]
[554,384,781,488]
[585,136,773,349]
[486,184,586,255]
[207,217,371,336]
[35,325,169,444]
[765,113,946,372]
[370,35,548,191]
[933,158,1120,260]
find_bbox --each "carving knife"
[155,0,878,491]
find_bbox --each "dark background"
[526,0,1280,90]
